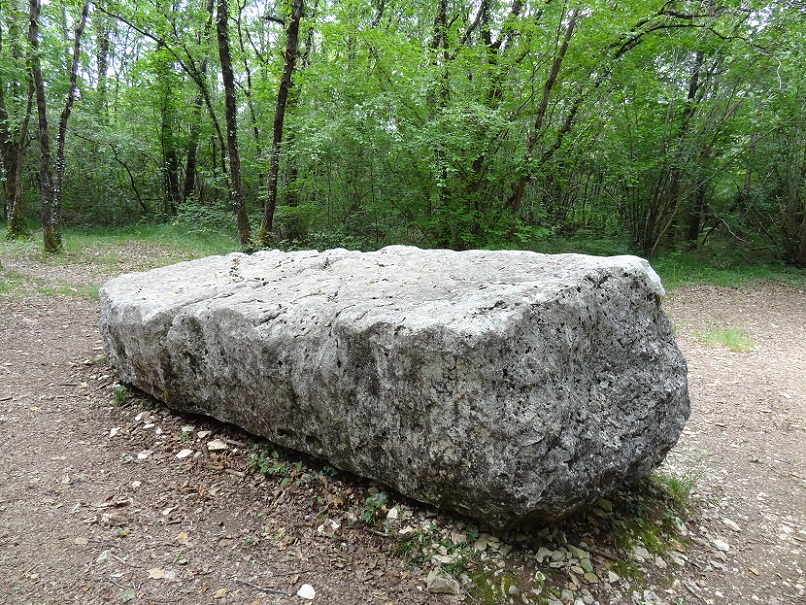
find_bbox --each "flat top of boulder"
[102,247,665,328]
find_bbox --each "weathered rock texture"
[99,246,689,528]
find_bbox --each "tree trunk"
[28,0,59,252]
[94,9,111,117]
[258,0,304,246]
[53,2,90,242]
[158,53,181,218]
[216,0,251,247]
[183,0,215,203]
[0,69,34,240]
[509,7,578,214]
[2,134,31,240]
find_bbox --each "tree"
[258,0,304,246]
[216,0,251,247]
[1,0,34,240]
[28,0,89,252]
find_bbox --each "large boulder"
[99,246,689,528]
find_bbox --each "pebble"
[722,518,741,532]
[712,539,730,553]
[176,449,193,459]
[668,552,686,566]
[296,584,316,600]
[631,546,651,562]
[206,439,228,452]
[426,569,461,595]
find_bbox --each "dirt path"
[1,246,804,605]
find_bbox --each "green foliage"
[391,522,475,578]
[356,491,388,524]
[113,385,133,405]
[247,443,328,489]
[2,0,805,262]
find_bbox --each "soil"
[1,244,804,605]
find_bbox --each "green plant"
[651,470,701,511]
[467,568,528,604]
[248,444,313,488]
[360,491,388,524]
[392,524,474,578]
[113,385,132,405]
[694,325,755,352]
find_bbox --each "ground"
[1,241,804,605]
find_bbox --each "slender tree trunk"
[94,10,110,117]
[154,0,181,218]
[216,0,251,247]
[28,0,60,252]
[183,0,215,203]
[53,3,90,242]
[158,50,181,218]
[509,6,578,214]
[258,0,304,245]
[2,135,31,239]
[0,0,30,236]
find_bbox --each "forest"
[1,0,804,266]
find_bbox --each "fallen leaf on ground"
[120,586,136,603]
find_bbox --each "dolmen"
[99,246,689,529]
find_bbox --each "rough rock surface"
[98,246,689,528]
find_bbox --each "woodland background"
[1,0,805,266]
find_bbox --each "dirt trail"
[1,248,804,605]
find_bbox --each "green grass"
[0,267,24,295]
[652,250,806,290]
[36,282,101,300]
[58,224,239,268]
[1,224,239,273]
[694,325,755,352]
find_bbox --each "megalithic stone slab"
[99,246,689,529]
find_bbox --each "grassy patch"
[60,224,239,269]
[36,282,100,300]
[652,250,806,290]
[0,267,24,295]
[694,325,755,352]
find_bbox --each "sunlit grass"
[693,325,755,352]
[36,283,101,300]
[652,251,806,290]
[0,267,25,295]
[1,224,239,275]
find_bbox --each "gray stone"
[426,568,461,595]
[99,246,689,529]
